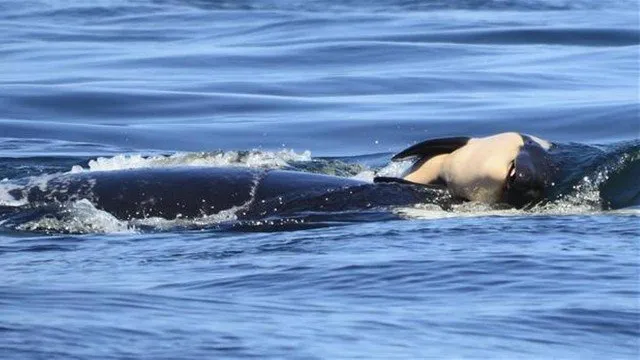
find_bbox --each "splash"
[16,199,132,234]
[541,148,639,212]
[69,149,312,173]
[0,178,29,206]
[352,159,412,182]
[0,172,66,207]
[129,206,242,232]
[394,201,521,220]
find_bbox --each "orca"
[10,167,450,221]
[376,132,556,208]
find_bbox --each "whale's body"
[18,168,357,220]
[15,167,446,221]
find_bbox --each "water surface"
[1,0,638,358]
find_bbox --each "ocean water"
[1,0,639,358]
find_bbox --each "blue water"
[1,0,639,358]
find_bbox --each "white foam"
[352,159,413,182]
[394,202,603,220]
[377,159,413,178]
[17,199,132,234]
[395,202,524,220]
[350,170,376,182]
[0,172,67,207]
[0,180,28,207]
[130,206,242,231]
[70,149,312,173]
[609,207,640,216]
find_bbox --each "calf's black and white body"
[377,132,555,207]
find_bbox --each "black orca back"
[23,167,365,220]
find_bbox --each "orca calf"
[375,132,556,208]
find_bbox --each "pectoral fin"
[392,137,471,161]
[373,176,447,188]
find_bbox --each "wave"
[3,0,637,25]
[50,0,640,13]
[69,149,312,173]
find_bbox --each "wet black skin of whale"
[17,167,449,221]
